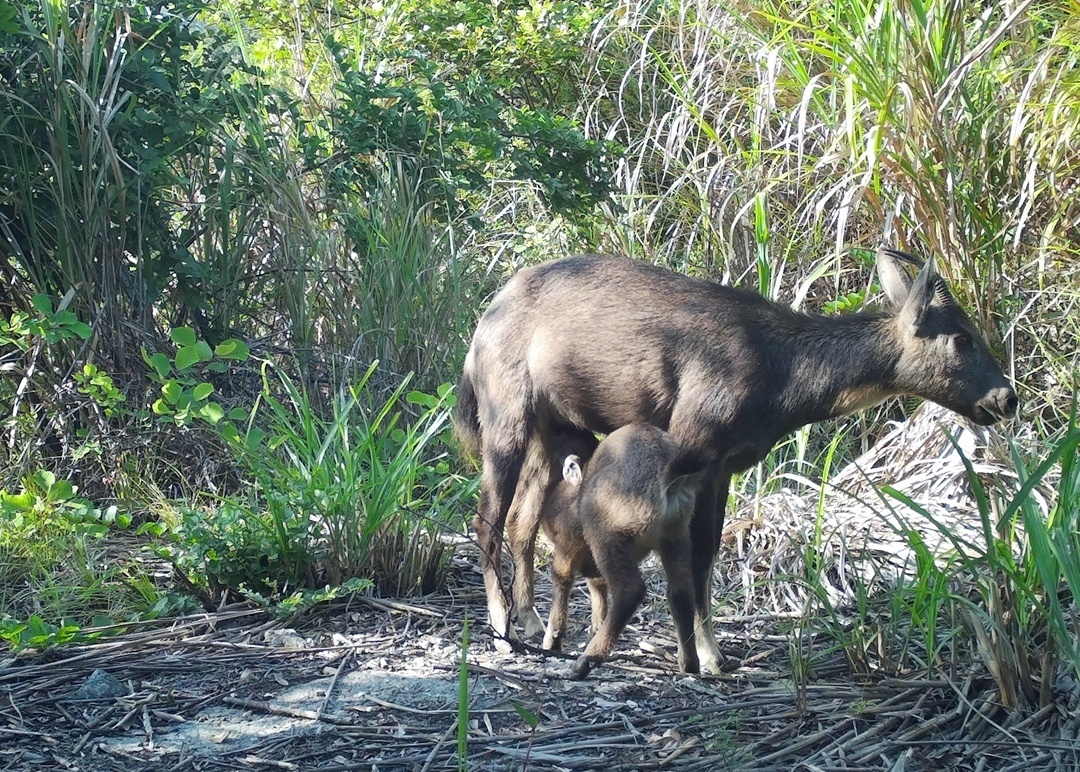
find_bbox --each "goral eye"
[954,333,972,349]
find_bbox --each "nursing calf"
[456,250,1018,672]
[538,424,708,678]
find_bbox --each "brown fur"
[538,424,708,678]
[456,249,1017,669]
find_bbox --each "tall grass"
[314,156,485,393]
[877,415,1080,708]
[0,1,128,316]
[582,0,1079,424]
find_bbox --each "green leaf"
[227,407,249,421]
[49,479,75,501]
[68,321,92,339]
[137,521,167,537]
[148,352,171,380]
[246,427,267,450]
[0,1,17,35]
[161,380,182,405]
[31,293,53,316]
[406,390,435,408]
[215,338,250,360]
[1,491,34,512]
[198,402,225,424]
[174,345,202,371]
[194,341,214,362]
[219,422,240,444]
[512,703,539,729]
[170,327,197,347]
[192,383,214,401]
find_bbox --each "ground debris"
[1,405,1071,770]
[0,579,1075,772]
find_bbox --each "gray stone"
[67,668,127,700]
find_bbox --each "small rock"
[263,629,308,649]
[67,669,127,700]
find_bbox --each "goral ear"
[563,455,583,486]
[876,248,916,308]
[898,255,938,329]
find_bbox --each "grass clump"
[165,362,471,601]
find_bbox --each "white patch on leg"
[487,585,517,652]
[695,613,724,674]
[519,606,545,640]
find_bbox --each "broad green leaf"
[198,402,225,424]
[49,479,75,500]
[170,327,197,347]
[32,470,56,489]
[0,491,34,511]
[148,352,170,379]
[194,341,214,362]
[245,426,267,450]
[31,293,53,315]
[161,380,182,405]
[174,344,202,371]
[192,383,214,401]
[219,422,240,444]
[215,338,250,360]
[407,390,434,408]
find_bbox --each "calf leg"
[574,537,645,679]
[543,551,576,652]
[656,534,699,674]
[509,427,599,641]
[586,576,609,634]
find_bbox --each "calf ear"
[563,455,584,486]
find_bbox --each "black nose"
[985,386,1018,420]
[1002,390,1019,418]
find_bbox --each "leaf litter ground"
[3,405,1078,771]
